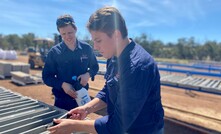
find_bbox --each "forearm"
[48,119,97,134]
[84,98,106,114]
[73,120,97,134]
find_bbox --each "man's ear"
[113,30,122,39]
[74,27,78,33]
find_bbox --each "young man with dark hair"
[48,7,164,134]
[42,14,99,111]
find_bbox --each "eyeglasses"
[56,17,75,27]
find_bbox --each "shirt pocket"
[80,56,89,68]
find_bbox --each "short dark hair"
[56,14,76,31]
[87,6,128,39]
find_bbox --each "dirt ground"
[0,55,221,133]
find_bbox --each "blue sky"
[0,0,221,43]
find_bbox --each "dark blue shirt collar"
[109,38,135,69]
[61,39,82,52]
[118,38,135,60]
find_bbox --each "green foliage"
[135,33,151,52]
[5,34,21,50]
[21,33,35,49]
[0,33,35,50]
[0,33,220,61]
[135,33,221,62]
[0,34,9,49]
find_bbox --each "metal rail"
[157,62,221,72]
[98,60,221,77]
[159,67,221,77]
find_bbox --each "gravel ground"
[0,55,221,133]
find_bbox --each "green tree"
[0,34,9,49]
[203,41,220,61]
[175,37,198,60]
[161,43,176,58]
[134,33,151,53]
[5,34,21,50]
[21,33,35,50]
[150,40,164,57]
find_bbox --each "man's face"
[90,31,116,59]
[59,25,76,46]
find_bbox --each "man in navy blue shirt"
[42,14,99,111]
[48,7,164,134]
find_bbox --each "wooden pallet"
[10,71,43,86]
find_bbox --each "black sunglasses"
[56,17,75,27]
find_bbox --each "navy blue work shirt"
[95,39,164,134]
[42,40,99,110]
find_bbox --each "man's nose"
[94,43,100,51]
[68,34,72,38]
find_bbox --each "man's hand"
[68,105,89,120]
[48,119,75,134]
[47,119,96,134]
[77,72,90,86]
[62,82,77,99]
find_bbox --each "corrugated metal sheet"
[0,86,66,134]
[160,74,221,94]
